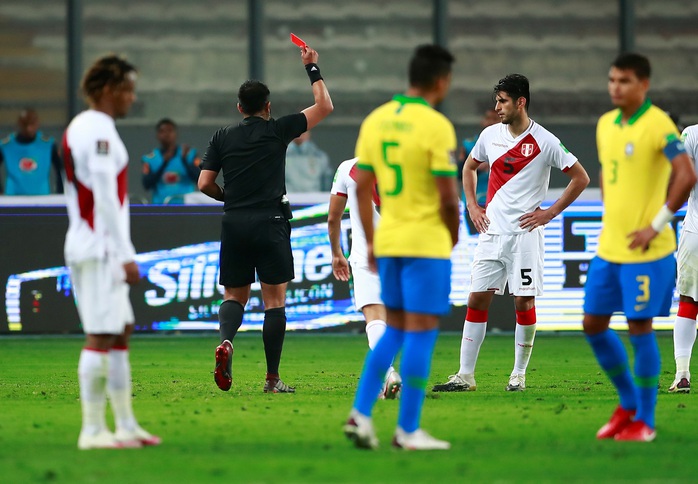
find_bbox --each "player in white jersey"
[433,74,589,392]
[670,124,698,393]
[328,158,401,399]
[62,55,160,450]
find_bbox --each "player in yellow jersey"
[584,53,696,442]
[343,44,460,451]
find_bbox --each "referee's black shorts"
[219,207,294,287]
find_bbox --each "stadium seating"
[0,3,66,126]
[0,0,696,130]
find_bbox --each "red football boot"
[214,340,233,391]
[614,420,656,442]
[596,405,635,439]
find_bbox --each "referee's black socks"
[219,300,245,343]
[263,307,287,376]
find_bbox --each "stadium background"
[1,0,697,334]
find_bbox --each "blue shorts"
[583,254,676,319]
[377,257,452,316]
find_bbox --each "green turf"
[0,332,695,483]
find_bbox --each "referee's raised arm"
[299,46,333,130]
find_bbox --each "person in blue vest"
[0,108,63,195]
[141,118,200,204]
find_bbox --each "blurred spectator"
[285,130,331,192]
[458,108,499,205]
[141,118,200,204]
[0,108,63,195]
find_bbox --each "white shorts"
[69,257,134,335]
[350,260,383,310]
[677,230,698,301]
[470,230,544,296]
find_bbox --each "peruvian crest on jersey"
[471,120,578,234]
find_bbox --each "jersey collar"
[614,99,652,126]
[392,94,430,106]
[241,116,268,125]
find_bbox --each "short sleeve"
[277,113,308,145]
[355,118,374,172]
[546,135,578,171]
[658,114,685,162]
[470,129,488,164]
[429,117,458,177]
[682,127,698,162]
[200,130,222,172]
[330,162,348,196]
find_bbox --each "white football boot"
[381,370,402,400]
[505,373,526,392]
[392,427,451,450]
[343,409,379,450]
[668,372,691,393]
[431,373,476,392]
[78,430,141,450]
[115,425,162,446]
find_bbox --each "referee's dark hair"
[81,54,137,102]
[408,44,455,90]
[238,80,271,115]
[612,52,651,80]
[493,74,531,110]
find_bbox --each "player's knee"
[514,296,535,312]
[467,292,492,311]
[582,314,610,335]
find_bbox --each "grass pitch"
[0,332,695,483]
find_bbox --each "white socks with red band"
[674,301,698,375]
[513,307,537,375]
[459,308,488,375]
[78,348,109,436]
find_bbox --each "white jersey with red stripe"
[62,110,136,265]
[471,120,578,235]
[330,157,380,264]
[680,124,698,234]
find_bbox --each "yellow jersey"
[596,101,681,263]
[355,94,457,259]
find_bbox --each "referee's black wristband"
[305,63,323,85]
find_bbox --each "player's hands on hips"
[123,261,140,285]
[468,204,490,233]
[519,207,553,231]
[628,226,659,252]
[301,46,319,65]
[332,255,350,282]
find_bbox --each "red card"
[290,33,306,48]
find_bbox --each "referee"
[198,44,333,393]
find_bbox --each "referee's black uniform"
[200,46,331,394]
[201,113,307,287]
